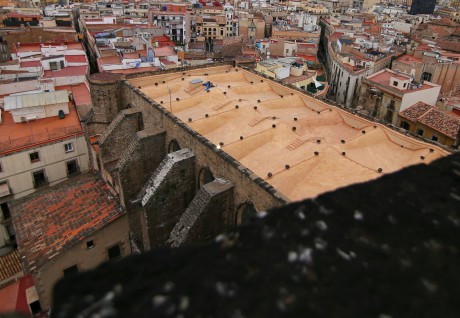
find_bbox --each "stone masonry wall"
[137,149,196,249]
[113,130,167,251]
[168,178,235,247]
[98,108,143,164]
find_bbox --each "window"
[422,72,432,82]
[416,128,424,136]
[403,83,407,88]
[108,244,122,261]
[86,240,95,250]
[63,264,78,277]
[64,142,74,152]
[49,61,59,70]
[431,135,439,142]
[66,160,79,177]
[393,81,398,86]
[32,170,47,188]
[29,300,42,315]
[29,152,40,163]
[1,203,11,219]
[400,121,410,130]
[0,162,2,173]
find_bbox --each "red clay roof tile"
[10,173,125,272]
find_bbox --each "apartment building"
[359,68,441,125]
[0,88,89,250]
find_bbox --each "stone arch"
[168,139,181,153]
[198,166,214,189]
[235,201,258,225]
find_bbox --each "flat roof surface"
[366,69,439,93]
[131,65,449,201]
[0,97,82,155]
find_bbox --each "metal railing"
[0,125,82,153]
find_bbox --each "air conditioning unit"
[20,116,26,122]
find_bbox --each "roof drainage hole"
[285,165,290,169]
[377,168,383,173]
[188,118,192,122]
[267,172,273,178]
[240,136,244,140]
[314,151,319,156]
[342,152,346,156]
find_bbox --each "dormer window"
[393,81,398,86]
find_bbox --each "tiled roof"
[429,25,452,38]
[98,55,122,65]
[418,108,460,139]
[399,101,433,122]
[400,102,460,139]
[431,17,459,28]
[0,250,23,282]
[436,40,460,53]
[10,173,125,272]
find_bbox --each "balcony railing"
[0,125,82,153]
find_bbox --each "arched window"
[168,139,180,153]
[198,167,214,188]
[235,202,258,225]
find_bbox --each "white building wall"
[0,135,89,199]
[400,85,441,112]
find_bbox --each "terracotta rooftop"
[98,55,122,66]
[400,102,460,139]
[19,61,41,68]
[65,55,87,63]
[365,69,439,94]
[153,46,175,57]
[0,99,83,155]
[396,54,423,65]
[55,83,92,106]
[122,52,140,59]
[131,66,449,201]
[0,274,34,315]
[0,250,23,282]
[43,65,88,78]
[10,172,125,272]
[109,66,160,74]
[399,101,433,122]
[436,40,460,53]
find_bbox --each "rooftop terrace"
[131,65,449,201]
[0,97,83,155]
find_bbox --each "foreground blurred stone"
[52,153,460,318]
